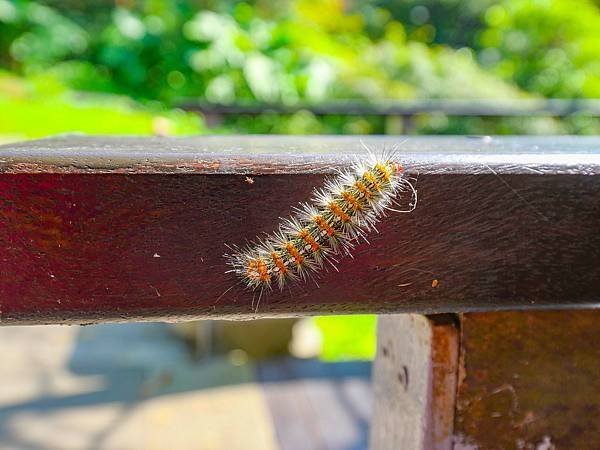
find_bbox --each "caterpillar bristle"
[225,151,415,292]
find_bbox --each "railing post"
[370,314,459,450]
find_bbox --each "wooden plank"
[369,314,459,450]
[1,136,599,324]
[454,310,600,449]
[257,358,371,450]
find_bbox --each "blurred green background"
[1,0,599,359]
[2,0,600,140]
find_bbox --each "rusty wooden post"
[454,310,600,449]
[371,310,600,449]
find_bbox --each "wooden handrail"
[1,135,599,324]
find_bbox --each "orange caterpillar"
[226,152,416,293]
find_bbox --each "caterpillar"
[225,150,416,297]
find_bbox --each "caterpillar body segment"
[226,153,413,292]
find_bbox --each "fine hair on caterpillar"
[224,146,417,307]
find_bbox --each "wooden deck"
[0,322,371,450]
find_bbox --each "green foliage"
[313,315,377,361]
[0,1,88,69]
[359,0,498,47]
[3,0,599,135]
[477,0,600,98]
[0,1,521,102]
[0,71,203,139]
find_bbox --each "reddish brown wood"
[454,310,600,449]
[430,315,459,450]
[1,136,599,324]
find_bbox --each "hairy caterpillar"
[225,150,416,297]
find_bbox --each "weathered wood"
[1,136,599,324]
[454,310,600,450]
[2,135,599,175]
[258,358,372,450]
[430,315,460,449]
[369,314,459,450]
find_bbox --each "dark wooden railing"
[1,135,599,325]
[2,135,600,448]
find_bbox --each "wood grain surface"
[1,136,599,324]
[454,310,600,449]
